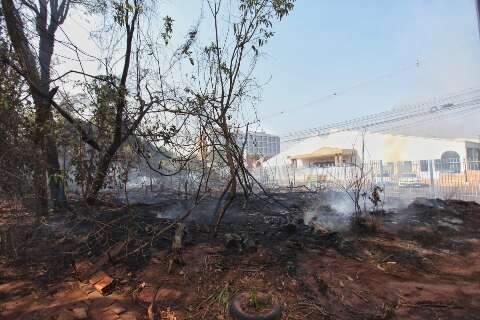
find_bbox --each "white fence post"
[428,160,435,198]
[256,159,480,203]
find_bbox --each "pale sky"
[56,1,480,139]
[254,1,480,137]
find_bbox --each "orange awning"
[288,147,354,161]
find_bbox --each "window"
[440,151,461,173]
[467,148,480,170]
[420,160,429,172]
[399,161,412,173]
[467,148,480,161]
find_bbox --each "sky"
[58,1,480,139]
[252,1,480,136]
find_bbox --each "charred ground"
[1,192,479,319]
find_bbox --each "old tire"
[229,293,281,320]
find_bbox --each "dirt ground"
[1,191,480,320]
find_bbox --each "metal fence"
[253,159,480,202]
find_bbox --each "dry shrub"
[351,215,382,235]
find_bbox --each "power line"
[373,104,480,134]
[287,87,480,136]
[285,87,480,137]
[282,87,480,142]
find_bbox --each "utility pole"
[477,0,480,37]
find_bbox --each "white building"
[235,131,280,157]
[264,131,480,171]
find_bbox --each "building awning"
[288,147,354,161]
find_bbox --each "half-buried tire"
[229,293,281,320]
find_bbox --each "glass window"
[420,160,429,172]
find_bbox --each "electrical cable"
[282,88,480,142]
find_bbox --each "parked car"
[373,172,394,186]
[398,173,425,188]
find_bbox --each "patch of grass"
[246,290,272,312]
[216,282,233,314]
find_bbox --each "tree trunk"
[212,122,238,232]
[38,23,66,208]
[31,150,49,215]
[84,6,138,204]
[33,96,66,208]
[2,0,67,210]
[45,118,67,206]
[86,142,122,204]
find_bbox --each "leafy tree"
[0,11,37,203]
[1,0,74,212]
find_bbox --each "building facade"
[264,131,480,173]
[235,131,280,158]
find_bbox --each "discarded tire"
[229,293,281,320]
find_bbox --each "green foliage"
[180,29,198,65]
[68,77,124,194]
[0,15,38,198]
[81,79,119,149]
[112,0,143,27]
[143,123,177,146]
[92,81,117,126]
[239,0,295,20]
[238,0,295,52]
[247,290,269,311]
[271,0,295,19]
[113,1,127,26]
[219,62,232,77]
[159,124,177,145]
[161,16,174,45]
[79,0,109,14]
[216,283,232,314]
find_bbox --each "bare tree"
[342,131,371,219]
[181,0,295,232]
[1,0,294,213]
[82,0,142,203]
[48,0,198,204]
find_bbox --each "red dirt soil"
[1,194,480,319]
